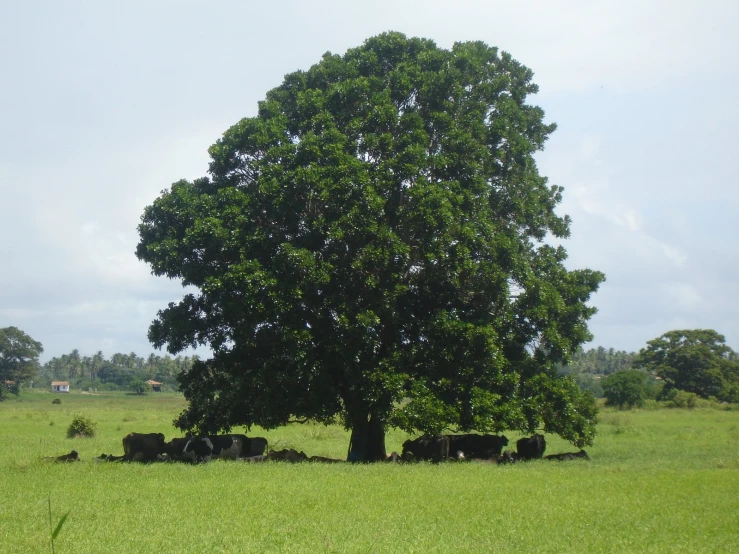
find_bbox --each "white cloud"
[664,283,702,308]
[2,0,738,358]
[543,135,688,271]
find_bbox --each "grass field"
[1,392,738,553]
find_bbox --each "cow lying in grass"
[123,432,167,462]
[243,449,308,463]
[95,453,126,462]
[446,434,509,460]
[545,450,590,461]
[43,450,79,462]
[166,437,214,463]
[402,435,450,462]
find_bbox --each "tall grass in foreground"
[47,495,69,554]
[1,392,738,552]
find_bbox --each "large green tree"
[601,370,650,409]
[136,33,604,460]
[0,326,43,400]
[635,329,739,401]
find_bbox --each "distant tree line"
[560,330,739,407]
[35,350,198,392]
[557,347,638,398]
[4,324,738,412]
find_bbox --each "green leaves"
[635,329,739,401]
[137,32,603,451]
[602,370,651,409]
[0,326,43,400]
[47,495,69,554]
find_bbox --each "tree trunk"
[346,413,386,462]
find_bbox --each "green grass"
[1,392,738,552]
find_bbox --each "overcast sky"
[2,0,737,362]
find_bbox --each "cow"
[400,451,416,463]
[401,435,450,462]
[496,450,518,464]
[166,437,214,463]
[545,449,590,461]
[242,436,268,457]
[516,434,546,461]
[386,451,401,462]
[94,453,126,462]
[44,450,79,462]
[123,432,167,462]
[266,449,308,463]
[207,435,248,460]
[446,434,509,460]
[309,456,342,463]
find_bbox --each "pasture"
[1,392,738,553]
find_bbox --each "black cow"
[545,449,590,461]
[516,434,546,460]
[267,449,308,462]
[166,437,214,463]
[123,432,167,462]
[44,450,79,462]
[309,456,342,463]
[496,450,518,464]
[95,453,126,462]
[243,436,268,457]
[207,435,247,460]
[446,434,509,460]
[386,451,402,462]
[402,435,450,462]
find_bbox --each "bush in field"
[66,414,97,438]
[51,398,61,404]
[664,389,698,409]
[602,370,650,409]
[128,379,149,395]
[645,379,664,400]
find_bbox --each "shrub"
[641,399,661,410]
[128,379,149,395]
[721,383,739,403]
[667,390,698,409]
[602,370,650,409]
[51,398,61,404]
[66,414,97,438]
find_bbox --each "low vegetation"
[2,391,738,552]
[65,414,97,438]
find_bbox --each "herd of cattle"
[45,431,589,464]
[401,433,589,463]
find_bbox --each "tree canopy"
[601,369,650,409]
[635,329,739,402]
[0,326,43,400]
[136,32,604,460]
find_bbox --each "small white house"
[51,381,70,393]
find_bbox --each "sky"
[1,0,737,362]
